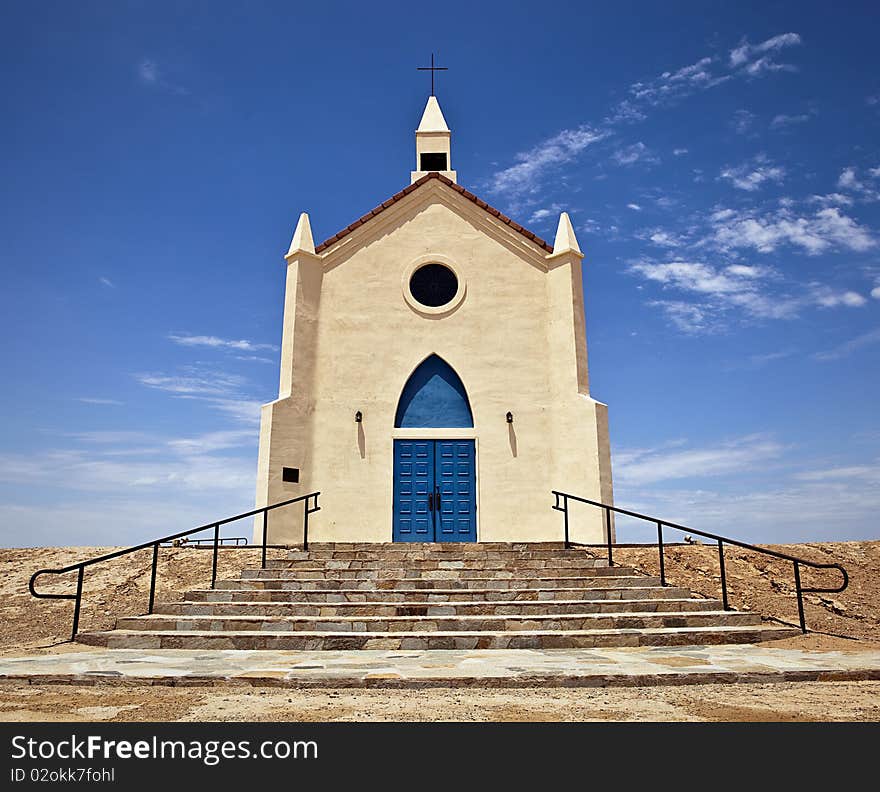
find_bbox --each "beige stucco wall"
[255,180,612,545]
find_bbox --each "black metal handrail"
[552,490,848,633]
[29,492,321,640]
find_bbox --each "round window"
[408,263,458,307]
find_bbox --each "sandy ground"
[1,681,878,722]
[2,541,878,721]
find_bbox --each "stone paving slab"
[1,646,879,688]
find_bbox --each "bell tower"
[411,95,457,184]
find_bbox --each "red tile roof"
[314,172,553,254]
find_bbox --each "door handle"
[435,487,441,510]
[428,492,434,511]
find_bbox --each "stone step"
[156,597,722,617]
[76,624,799,650]
[239,566,629,580]
[301,542,568,552]
[282,549,600,561]
[213,575,659,591]
[265,557,610,570]
[116,610,759,633]
[183,585,693,603]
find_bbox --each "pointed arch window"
[394,355,473,428]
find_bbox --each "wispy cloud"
[718,154,785,191]
[167,333,278,353]
[527,204,563,224]
[137,58,188,95]
[673,148,689,156]
[488,127,607,198]
[77,397,124,406]
[138,60,158,85]
[794,461,880,483]
[627,203,642,211]
[487,32,803,202]
[770,110,816,129]
[814,328,880,360]
[612,142,657,167]
[730,109,756,135]
[615,434,785,485]
[729,32,802,75]
[98,276,115,288]
[135,366,262,425]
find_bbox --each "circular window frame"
[402,255,466,317]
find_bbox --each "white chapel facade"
[254,95,613,544]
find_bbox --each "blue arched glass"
[394,355,473,428]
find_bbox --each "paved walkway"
[1,645,880,688]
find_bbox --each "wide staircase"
[75,542,798,650]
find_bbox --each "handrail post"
[563,495,570,549]
[261,509,268,569]
[657,522,666,586]
[148,542,159,613]
[71,566,84,640]
[793,561,806,633]
[210,524,220,589]
[718,539,729,610]
[303,498,310,551]
[605,507,613,566]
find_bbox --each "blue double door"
[392,440,476,542]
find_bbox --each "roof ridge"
[314,172,553,254]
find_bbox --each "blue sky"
[1,1,878,547]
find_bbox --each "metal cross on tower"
[417,53,448,96]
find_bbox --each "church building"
[254,93,613,544]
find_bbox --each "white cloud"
[814,328,880,360]
[795,462,880,483]
[647,230,684,247]
[808,193,854,208]
[729,33,802,72]
[709,206,876,255]
[626,203,642,211]
[808,285,867,308]
[673,148,689,156]
[527,203,563,224]
[489,33,804,203]
[488,127,607,197]
[719,155,785,191]
[138,60,158,84]
[731,109,756,135]
[135,369,247,397]
[615,434,785,486]
[168,333,278,352]
[77,398,124,406]
[838,167,860,190]
[612,142,657,166]
[614,476,880,543]
[629,256,868,332]
[98,276,115,288]
[836,167,880,200]
[647,300,709,332]
[872,286,880,300]
[770,111,814,128]
[135,367,263,426]
[167,430,255,455]
[137,58,187,95]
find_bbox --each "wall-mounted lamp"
[506,411,514,424]
[355,410,363,423]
